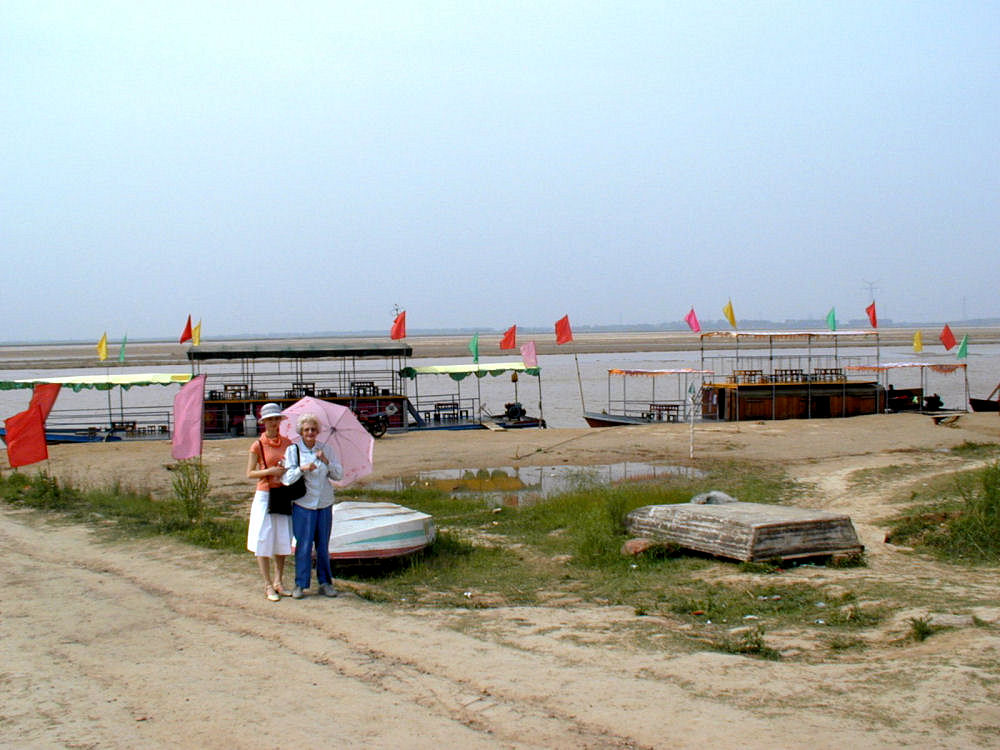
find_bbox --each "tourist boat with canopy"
[187,342,413,437]
[697,330,968,421]
[583,368,714,427]
[0,372,192,442]
[398,360,545,430]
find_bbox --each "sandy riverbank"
[3,413,1000,747]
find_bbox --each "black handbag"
[259,441,306,515]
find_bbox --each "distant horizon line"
[4,317,1000,348]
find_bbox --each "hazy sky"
[3,1,998,342]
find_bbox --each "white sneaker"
[319,583,339,598]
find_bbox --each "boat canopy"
[846,363,967,374]
[188,342,412,361]
[400,361,540,382]
[608,368,715,377]
[0,373,192,392]
[700,330,876,340]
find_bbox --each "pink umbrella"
[279,397,374,487]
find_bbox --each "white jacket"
[280,440,343,510]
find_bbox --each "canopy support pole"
[536,373,545,428]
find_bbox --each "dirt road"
[4,414,1000,747]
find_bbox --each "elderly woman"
[245,402,294,601]
[282,413,343,598]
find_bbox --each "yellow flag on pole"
[96,332,108,361]
[722,299,737,329]
[192,320,202,346]
[913,330,923,353]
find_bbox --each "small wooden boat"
[0,427,123,444]
[399,361,546,431]
[970,382,1000,412]
[583,411,657,427]
[626,501,863,562]
[328,501,436,560]
[584,368,711,427]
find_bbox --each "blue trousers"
[292,504,333,589]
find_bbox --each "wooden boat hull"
[0,428,122,445]
[328,501,436,560]
[583,411,652,427]
[626,501,864,562]
[702,381,888,421]
[969,397,999,413]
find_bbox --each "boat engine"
[357,410,389,438]
[504,402,526,420]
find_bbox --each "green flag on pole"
[956,334,968,359]
[826,308,836,331]
[118,334,127,363]
[468,333,479,363]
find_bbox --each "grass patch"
[0,458,941,661]
[848,464,917,490]
[0,471,246,552]
[885,461,1000,563]
[827,634,867,652]
[711,625,781,660]
[908,615,936,642]
[950,441,1000,458]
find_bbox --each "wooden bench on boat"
[645,403,680,422]
[433,402,461,422]
[223,383,249,399]
[771,368,805,382]
[813,367,846,382]
[625,501,863,562]
[729,369,764,384]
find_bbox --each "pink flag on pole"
[684,308,701,333]
[171,375,206,460]
[520,340,538,368]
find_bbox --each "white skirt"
[246,489,293,557]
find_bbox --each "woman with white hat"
[245,402,294,601]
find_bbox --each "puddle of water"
[368,462,705,506]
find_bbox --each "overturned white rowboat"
[328,501,436,560]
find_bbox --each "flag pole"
[574,351,586,413]
[689,387,696,460]
[536,371,545,428]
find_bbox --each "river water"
[0,342,995,429]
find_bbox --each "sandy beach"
[3,412,1000,747]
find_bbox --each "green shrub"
[171,459,211,522]
[886,461,1000,563]
[908,615,935,642]
[712,625,781,660]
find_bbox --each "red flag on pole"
[684,308,701,333]
[28,383,61,422]
[500,325,517,350]
[390,310,406,340]
[179,315,193,344]
[554,315,573,345]
[865,302,878,329]
[4,406,48,467]
[939,324,957,350]
[172,375,206,460]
